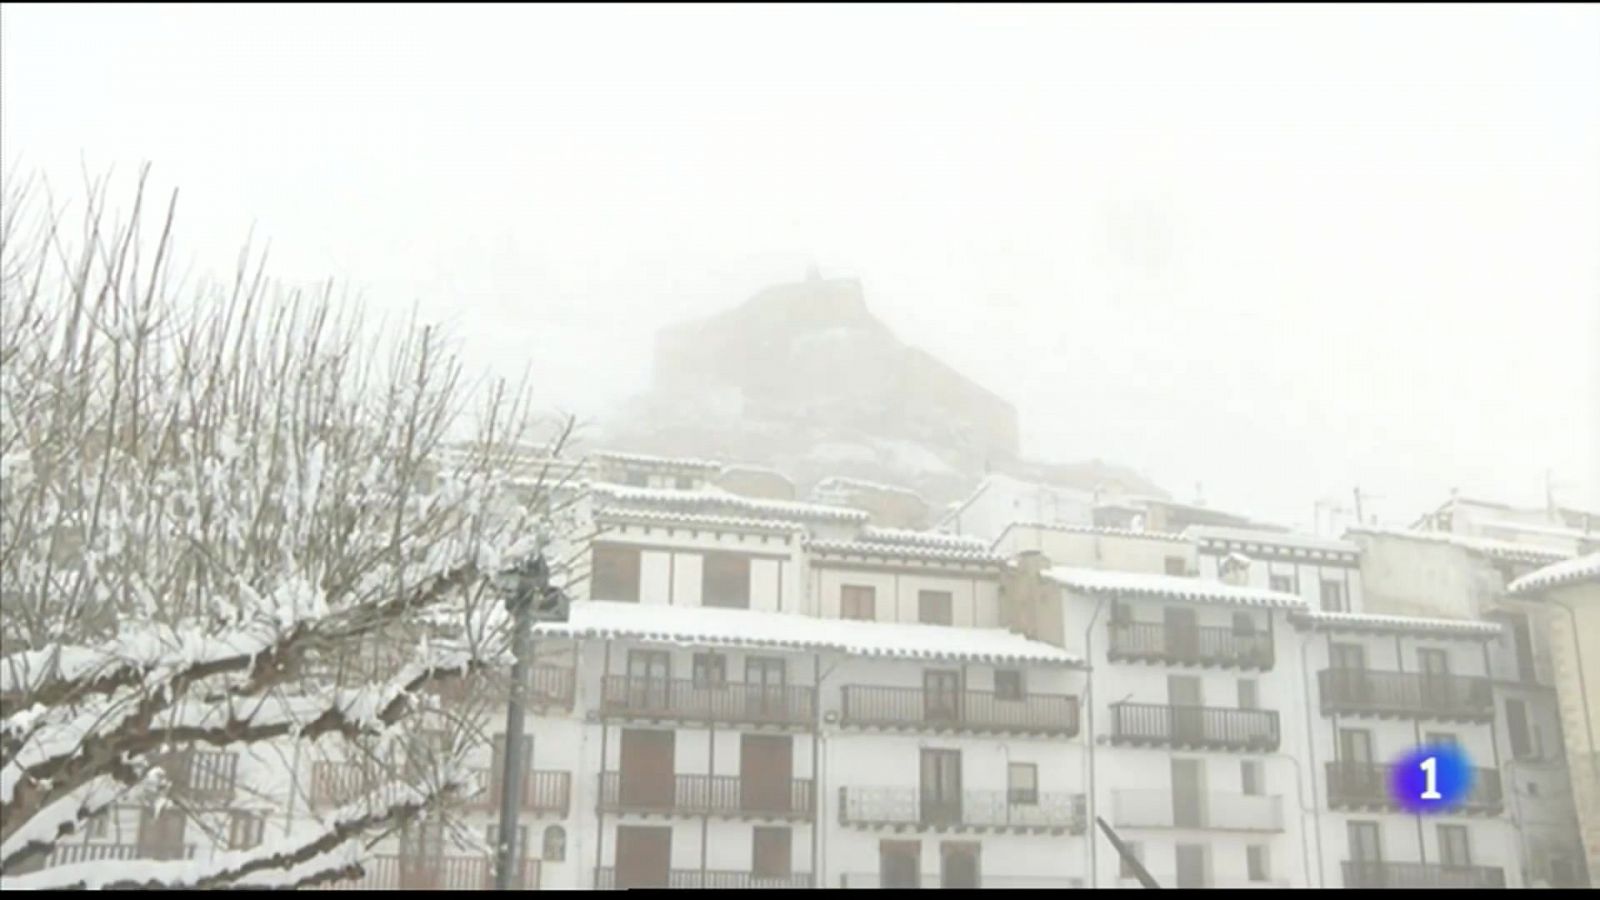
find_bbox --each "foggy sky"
[5,4,1598,532]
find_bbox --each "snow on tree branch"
[0,168,585,885]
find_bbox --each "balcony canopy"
[1289,609,1504,640]
[1045,567,1307,610]
[535,601,1082,668]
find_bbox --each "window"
[994,669,1024,701]
[703,552,751,609]
[1007,763,1038,805]
[625,472,649,487]
[880,840,921,890]
[1165,556,1188,576]
[674,476,694,490]
[543,825,566,862]
[752,827,792,878]
[1247,845,1270,882]
[1241,760,1263,796]
[1330,642,1366,670]
[1506,699,1534,759]
[692,653,726,687]
[86,808,112,839]
[228,812,264,850]
[1237,679,1259,710]
[842,585,876,621]
[1509,614,1538,683]
[1426,732,1457,746]
[591,544,642,603]
[1269,573,1295,593]
[1120,842,1145,880]
[1320,580,1347,612]
[918,590,953,626]
[1437,824,1471,868]
[1231,612,1256,634]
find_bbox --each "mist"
[5,3,1597,530]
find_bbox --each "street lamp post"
[493,542,569,891]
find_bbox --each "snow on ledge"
[1045,567,1308,610]
[589,482,869,523]
[1289,610,1505,639]
[1508,553,1600,595]
[535,601,1081,667]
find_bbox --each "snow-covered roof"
[1508,553,1600,595]
[535,601,1080,667]
[591,450,723,472]
[594,506,807,536]
[813,476,925,500]
[1288,610,1505,639]
[1346,525,1572,565]
[808,538,1006,567]
[1045,567,1308,610]
[858,527,989,552]
[1186,525,1359,556]
[997,521,1193,545]
[589,482,869,524]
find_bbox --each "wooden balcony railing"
[467,768,571,816]
[837,787,1087,835]
[1325,761,1504,814]
[838,874,1087,889]
[598,772,815,821]
[839,686,1079,737]
[314,855,540,891]
[594,868,813,890]
[1111,789,1284,831]
[599,676,814,728]
[152,748,237,807]
[47,842,196,866]
[1341,861,1506,889]
[310,761,374,810]
[1317,669,1494,721]
[1108,622,1275,670]
[1109,702,1280,752]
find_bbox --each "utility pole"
[1352,487,1365,525]
[494,539,570,891]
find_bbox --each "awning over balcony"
[1045,567,1307,610]
[535,601,1082,667]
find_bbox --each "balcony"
[593,868,813,890]
[837,787,1087,835]
[48,842,196,866]
[466,768,571,817]
[838,874,1086,888]
[1317,669,1494,722]
[1108,622,1275,671]
[1111,789,1284,832]
[1109,702,1280,752]
[314,855,539,891]
[597,772,815,821]
[1325,762,1504,815]
[1341,861,1506,889]
[152,748,236,807]
[599,676,814,729]
[310,761,374,810]
[839,686,1079,737]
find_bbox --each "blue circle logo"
[1389,743,1475,813]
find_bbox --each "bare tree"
[0,167,586,889]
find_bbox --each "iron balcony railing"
[839,685,1079,737]
[467,768,571,816]
[1108,621,1275,669]
[599,676,814,727]
[1109,702,1280,752]
[593,868,813,890]
[597,772,815,820]
[313,855,539,891]
[1325,761,1503,814]
[1111,789,1284,831]
[1317,669,1494,721]
[837,787,1087,834]
[1341,860,1506,889]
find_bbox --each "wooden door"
[752,827,792,880]
[1165,606,1199,661]
[920,748,962,826]
[1168,675,1204,743]
[627,650,671,712]
[923,670,962,724]
[619,729,675,810]
[879,841,920,889]
[1418,648,1451,706]
[1347,821,1383,886]
[940,842,980,889]
[740,734,793,814]
[1175,844,1208,888]
[746,656,787,720]
[615,825,671,889]
[1171,758,1205,828]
